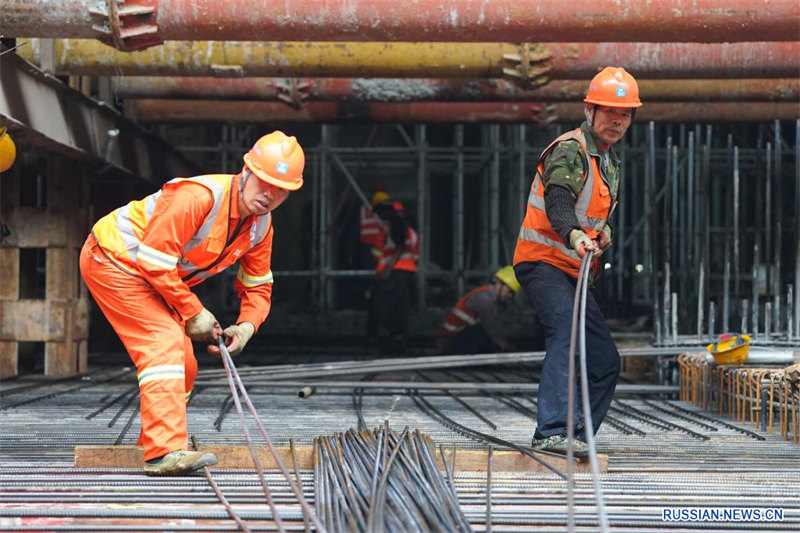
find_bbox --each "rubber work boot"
[143,450,218,476]
[530,435,589,458]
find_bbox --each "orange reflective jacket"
[376,226,419,274]
[513,128,616,278]
[437,285,491,339]
[359,205,386,248]
[91,174,274,326]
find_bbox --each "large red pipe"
[1,1,797,50]
[129,100,800,124]
[114,77,800,103]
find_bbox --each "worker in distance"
[80,131,305,475]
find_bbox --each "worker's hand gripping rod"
[219,338,328,533]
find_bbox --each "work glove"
[596,224,612,250]
[207,322,255,357]
[569,229,601,259]
[185,308,222,343]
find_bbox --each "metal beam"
[113,77,800,103]
[1,0,797,46]
[18,40,800,79]
[128,100,800,124]
[0,45,196,182]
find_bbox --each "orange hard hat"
[584,67,642,108]
[0,126,17,173]
[243,131,305,191]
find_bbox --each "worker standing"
[436,266,521,355]
[513,67,642,456]
[372,198,419,354]
[79,131,305,475]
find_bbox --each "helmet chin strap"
[584,104,596,129]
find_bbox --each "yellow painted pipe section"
[21,39,511,78]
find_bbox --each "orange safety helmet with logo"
[243,131,305,190]
[514,67,641,278]
[584,67,642,108]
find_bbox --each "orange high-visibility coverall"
[80,174,274,460]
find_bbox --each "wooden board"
[75,445,607,473]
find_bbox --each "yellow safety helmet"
[494,265,521,294]
[370,191,391,206]
[0,127,16,173]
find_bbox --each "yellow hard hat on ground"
[0,127,16,173]
[494,265,521,294]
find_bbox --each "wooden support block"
[0,248,19,299]
[74,445,607,473]
[0,341,18,377]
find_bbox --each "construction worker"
[372,197,419,354]
[360,190,391,265]
[513,67,641,456]
[436,266,521,355]
[79,131,304,475]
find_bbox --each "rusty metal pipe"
[129,100,800,124]
[1,0,797,48]
[20,40,800,79]
[113,77,800,103]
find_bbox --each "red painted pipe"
[129,100,800,123]
[1,0,797,50]
[114,77,800,103]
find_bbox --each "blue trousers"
[514,261,620,439]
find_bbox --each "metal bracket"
[90,0,163,52]
[502,43,552,90]
[275,79,311,110]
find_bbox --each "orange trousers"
[80,235,197,461]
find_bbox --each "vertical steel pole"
[319,124,331,310]
[647,122,657,336]
[489,124,500,267]
[794,119,800,338]
[773,120,782,329]
[310,141,320,305]
[416,124,428,308]
[455,124,465,297]
[733,146,741,318]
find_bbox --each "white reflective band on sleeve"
[361,228,381,235]
[137,365,186,385]
[236,267,274,287]
[452,308,478,325]
[137,244,179,270]
[443,322,462,332]
[518,227,580,260]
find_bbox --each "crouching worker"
[436,266,521,355]
[80,131,305,475]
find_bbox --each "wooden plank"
[75,445,607,473]
[0,300,66,341]
[0,341,18,377]
[4,206,68,247]
[45,341,78,375]
[0,248,19,299]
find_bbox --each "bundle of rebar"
[678,353,800,444]
[314,426,471,533]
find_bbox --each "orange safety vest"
[91,174,273,288]
[513,127,616,278]
[437,285,492,339]
[359,205,386,248]
[376,226,419,274]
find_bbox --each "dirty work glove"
[185,308,221,343]
[596,224,612,250]
[569,229,601,258]
[207,322,255,357]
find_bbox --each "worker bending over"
[513,67,642,456]
[80,131,304,475]
[436,266,521,355]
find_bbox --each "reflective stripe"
[137,243,179,270]
[443,322,461,332]
[236,267,274,287]
[518,226,580,261]
[452,308,478,325]
[138,365,185,385]
[115,204,141,262]
[361,228,382,236]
